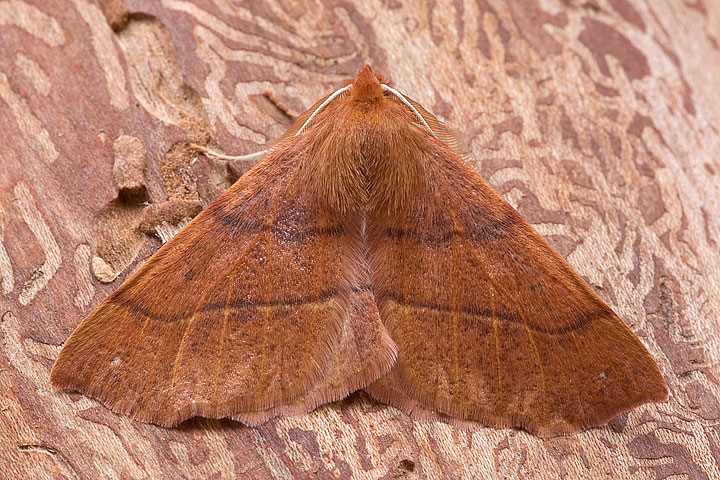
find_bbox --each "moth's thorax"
[303,94,430,215]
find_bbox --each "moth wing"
[231,264,396,425]
[51,141,395,427]
[365,139,668,436]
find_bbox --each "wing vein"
[433,171,549,421]
[461,233,549,420]
[169,151,310,408]
[211,280,233,409]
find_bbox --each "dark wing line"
[115,288,602,334]
[381,280,600,335]
[213,206,345,240]
[119,286,375,321]
[381,217,511,244]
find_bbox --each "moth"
[51,65,668,436]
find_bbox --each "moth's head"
[348,64,387,104]
[292,65,450,215]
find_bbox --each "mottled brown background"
[1,0,719,478]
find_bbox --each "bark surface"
[1,1,719,478]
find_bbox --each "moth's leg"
[189,88,296,164]
[189,144,268,163]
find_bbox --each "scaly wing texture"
[51,140,395,427]
[365,138,668,437]
[232,258,397,425]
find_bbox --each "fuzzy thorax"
[300,66,430,216]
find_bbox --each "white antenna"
[381,84,434,136]
[294,83,435,138]
[295,85,350,136]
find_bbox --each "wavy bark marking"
[164,0,267,143]
[193,25,269,144]
[70,0,129,110]
[2,310,61,371]
[116,16,208,127]
[0,71,58,164]
[164,0,312,145]
[0,206,13,295]
[15,54,51,96]
[579,18,650,81]
[163,0,298,53]
[0,1,65,46]
[73,244,94,310]
[14,182,62,306]
[250,429,293,478]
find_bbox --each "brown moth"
[51,65,668,436]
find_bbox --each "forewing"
[51,141,394,427]
[365,139,668,436]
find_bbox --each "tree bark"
[1,0,719,478]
